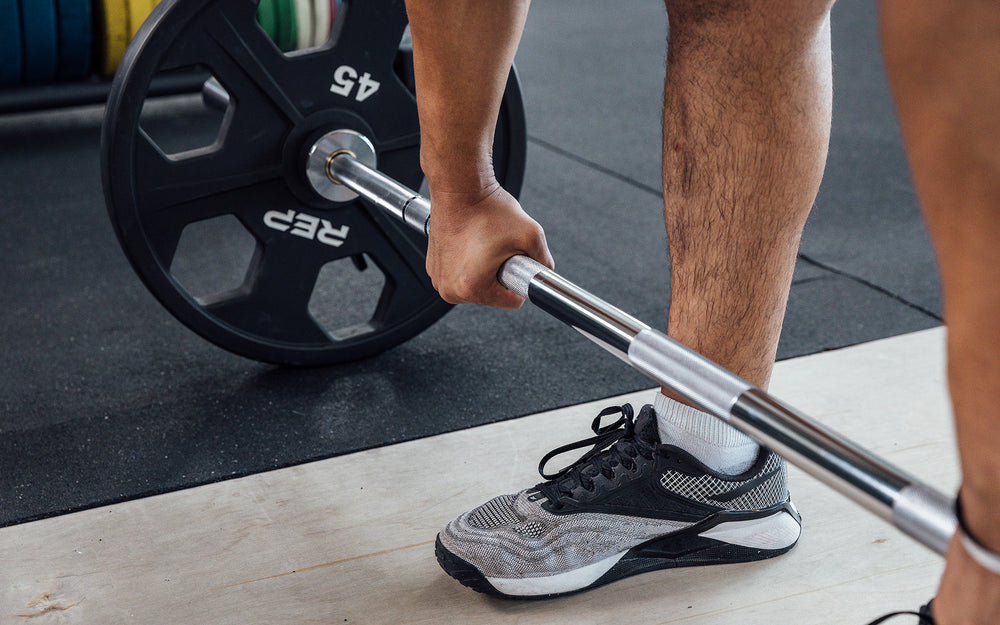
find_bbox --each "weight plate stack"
[56,0,93,80]
[0,0,23,86]
[20,0,59,83]
[293,0,312,50]
[312,0,330,48]
[126,0,142,37]
[127,0,156,38]
[102,0,527,365]
[97,0,130,76]
[256,0,278,42]
[274,0,296,52]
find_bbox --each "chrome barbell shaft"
[329,151,957,555]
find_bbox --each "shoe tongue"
[633,404,662,445]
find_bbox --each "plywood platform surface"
[1,329,955,625]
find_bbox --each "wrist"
[959,482,1000,547]
[956,494,1000,576]
[424,168,499,197]
[420,139,498,195]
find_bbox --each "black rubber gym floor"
[0,0,941,528]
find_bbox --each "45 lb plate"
[101,0,527,365]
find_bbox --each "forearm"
[949,300,1000,552]
[881,0,1000,551]
[404,0,530,193]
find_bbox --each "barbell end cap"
[306,130,377,202]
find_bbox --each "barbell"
[101,0,957,556]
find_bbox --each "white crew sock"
[653,392,759,475]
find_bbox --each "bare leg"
[882,2,1000,622]
[661,0,834,395]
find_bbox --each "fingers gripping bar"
[329,150,957,556]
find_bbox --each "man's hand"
[426,183,554,309]
[404,0,540,308]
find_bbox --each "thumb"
[526,231,555,271]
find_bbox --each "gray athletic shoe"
[435,403,801,598]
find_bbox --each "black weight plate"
[102,0,527,366]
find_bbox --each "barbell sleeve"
[328,152,957,556]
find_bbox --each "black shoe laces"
[865,601,935,624]
[535,404,654,505]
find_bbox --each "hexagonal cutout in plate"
[170,214,258,304]
[308,254,385,341]
[139,65,231,158]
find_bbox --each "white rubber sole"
[484,509,800,597]
[486,551,627,597]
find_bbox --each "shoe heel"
[631,509,801,566]
[697,508,802,550]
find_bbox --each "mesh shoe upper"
[438,404,793,581]
[443,489,691,578]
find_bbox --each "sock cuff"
[653,393,757,449]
